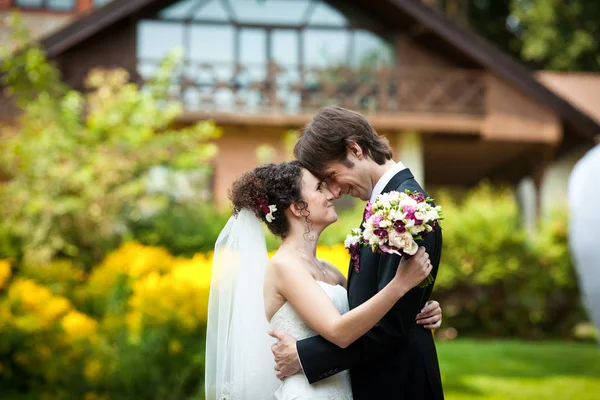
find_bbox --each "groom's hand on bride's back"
[269,329,302,380]
[416,300,442,330]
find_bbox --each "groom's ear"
[347,142,364,159]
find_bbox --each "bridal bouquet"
[344,190,443,287]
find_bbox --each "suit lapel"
[347,168,415,286]
[381,168,414,195]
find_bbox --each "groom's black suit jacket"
[297,169,444,400]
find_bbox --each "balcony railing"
[139,60,486,116]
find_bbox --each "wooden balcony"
[141,60,487,121]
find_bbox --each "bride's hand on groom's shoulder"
[269,329,302,381]
[416,300,442,330]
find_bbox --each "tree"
[0,14,221,267]
[434,0,599,72]
[468,0,522,60]
[511,0,600,72]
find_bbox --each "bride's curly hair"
[229,161,309,238]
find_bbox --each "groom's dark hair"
[294,105,393,178]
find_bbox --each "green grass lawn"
[437,340,600,400]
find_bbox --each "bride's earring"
[303,223,315,242]
[299,206,315,242]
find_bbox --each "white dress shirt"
[369,161,406,203]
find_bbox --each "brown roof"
[39,0,600,142]
[536,72,600,126]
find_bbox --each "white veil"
[205,209,280,399]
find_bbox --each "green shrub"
[127,201,231,256]
[433,183,585,338]
[0,17,220,268]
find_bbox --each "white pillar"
[516,176,538,238]
[397,131,425,186]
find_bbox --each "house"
[1,0,598,223]
[0,1,110,44]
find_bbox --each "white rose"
[424,208,438,220]
[409,225,425,235]
[379,219,392,228]
[399,195,418,208]
[415,202,428,212]
[414,211,425,221]
[389,231,419,255]
[363,226,375,244]
[377,194,392,209]
[390,209,407,221]
[344,234,360,248]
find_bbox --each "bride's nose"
[324,188,335,201]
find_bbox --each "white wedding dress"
[270,281,353,400]
[206,211,353,400]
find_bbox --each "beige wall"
[0,11,74,49]
[395,34,455,69]
[395,130,425,185]
[210,125,427,206]
[483,74,561,144]
[211,126,289,206]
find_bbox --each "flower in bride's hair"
[256,198,270,215]
[265,205,277,223]
[256,198,277,223]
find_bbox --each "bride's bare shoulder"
[268,249,305,274]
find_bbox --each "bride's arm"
[273,248,430,349]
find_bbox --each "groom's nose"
[327,181,342,199]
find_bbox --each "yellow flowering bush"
[126,253,212,338]
[0,277,95,393]
[20,259,84,298]
[317,244,351,276]
[0,242,348,398]
[0,260,11,289]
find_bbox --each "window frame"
[12,0,77,12]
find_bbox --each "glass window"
[240,28,266,65]
[303,29,350,67]
[16,0,75,10]
[352,30,393,67]
[15,0,75,10]
[15,0,43,7]
[159,0,201,19]
[135,0,393,113]
[188,25,235,63]
[272,29,298,66]
[48,0,75,10]
[137,21,185,61]
[307,1,347,26]
[227,0,312,25]
[272,30,300,112]
[194,0,230,21]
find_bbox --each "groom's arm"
[296,228,442,383]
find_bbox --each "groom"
[269,106,444,399]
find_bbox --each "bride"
[205,161,433,400]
